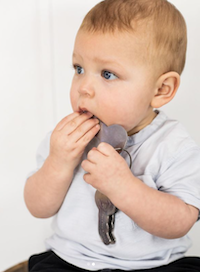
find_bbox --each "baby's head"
[80,0,187,76]
[70,0,187,135]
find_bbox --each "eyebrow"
[72,53,123,68]
[73,53,82,60]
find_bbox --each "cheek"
[70,86,77,111]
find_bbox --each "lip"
[78,107,89,113]
[78,107,102,123]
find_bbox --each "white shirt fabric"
[28,111,200,271]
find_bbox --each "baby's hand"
[48,112,100,175]
[81,142,132,198]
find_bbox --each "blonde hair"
[79,0,187,75]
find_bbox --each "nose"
[78,76,95,98]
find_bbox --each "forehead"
[73,30,146,65]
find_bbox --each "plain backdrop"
[0,0,200,270]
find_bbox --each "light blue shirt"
[29,111,200,270]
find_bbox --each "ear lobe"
[151,72,180,108]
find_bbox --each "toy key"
[94,121,131,245]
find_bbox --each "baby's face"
[70,30,158,134]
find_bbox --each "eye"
[102,70,118,80]
[74,65,84,75]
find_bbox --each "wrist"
[44,155,74,182]
[108,171,137,207]
[109,172,147,220]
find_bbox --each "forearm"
[24,112,100,218]
[82,142,199,239]
[110,175,199,239]
[24,156,74,218]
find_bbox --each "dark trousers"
[29,251,200,272]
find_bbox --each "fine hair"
[79,0,187,75]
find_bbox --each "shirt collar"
[125,110,168,148]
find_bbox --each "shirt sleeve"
[26,131,52,180]
[156,146,200,220]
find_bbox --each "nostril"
[78,85,95,98]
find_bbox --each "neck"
[128,110,158,136]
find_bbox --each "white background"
[0,0,200,270]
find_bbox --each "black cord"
[115,148,132,169]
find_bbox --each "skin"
[70,30,158,135]
[24,29,199,238]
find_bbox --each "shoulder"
[131,111,200,178]
[146,111,199,158]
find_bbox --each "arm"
[82,143,199,239]
[111,174,199,239]
[24,112,100,218]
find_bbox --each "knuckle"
[88,149,94,156]
[83,134,91,143]
[71,145,83,156]
[87,150,94,159]
[77,125,84,135]
[70,119,77,128]
[83,174,90,184]
[98,142,107,149]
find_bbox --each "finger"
[91,147,98,151]
[81,159,95,173]
[73,120,100,143]
[97,142,115,156]
[54,112,81,131]
[87,148,104,164]
[62,112,95,135]
[55,111,94,132]
[83,173,93,186]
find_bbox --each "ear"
[151,72,180,108]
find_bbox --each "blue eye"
[74,65,84,74]
[102,70,118,80]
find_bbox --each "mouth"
[78,107,89,114]
[78,107,99,120]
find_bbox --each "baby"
[24,0,200,271]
